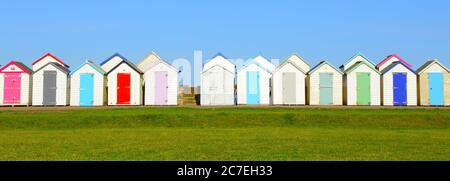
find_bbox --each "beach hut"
[237,55,275,105]
[32,53,70,106]
[0,61,32,106]
[272,54,310,105]
[138,52,178,105]
[307,61,343,105]
[341,53,381,106]
[102,53,142,105]
[70,61,106,106]
[416,60,450,106]
[381,61,417,106]
[200,53,236,105]
[376,54,413,71]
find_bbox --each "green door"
[319,73,333,105]
[356,73,371,105]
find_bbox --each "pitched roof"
[381,61,417,75]
[416,59,450,74]
[0,61,32,74]
[32,53,69,68]
[376,54,412,70]
[273,57,307,74]
[106,59,142,74]
[202,64,234,74]
[70,60,105,75]
[340,52,376,70]
[212,52,228,60]
[344,61,380,74]
[100,53,128,66]
[33,62,70,74]
[308,61,343,75]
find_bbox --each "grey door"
[282,72,296,104]
[43,71,57,105]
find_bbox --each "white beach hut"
[31,53,70,106]
[237,55,275,105]
[138,52,178,106]
[272,54,310,105]
[102,53,142,105]
[307,61,343,105]
[381,61,417,106]
[200,53,236,105]
[341,53,381,106]
[0,61,32,106]
[70,61,106,106]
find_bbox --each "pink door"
[155,71,168,105]
[3,73,21,104]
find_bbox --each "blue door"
[79,73,94,106]
[428,72,444,106]
[393,72,407,106]
[247,71,260,104]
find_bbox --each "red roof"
[32,53,69,68]
[0,61,32,74]
[376,54,413,69]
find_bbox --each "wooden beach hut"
[237,55,275,105]
[102,53,142,105]
[200,53,236,106]
[138,52,178,106]
[0,61,32,106]
[381,61,417,106]
[307,61,343,105]
[341,53,381,106]
[416,59,450,106]
[70,61,106,106]
[272,54,310,105]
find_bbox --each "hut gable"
[271,55,308,105]
[416,60,450,74]
[252,55,276,72]
[203,53,235,73]
[137,51,164,73]
[341,53,376,71]
[0,61,32,74]
[0,61,32,105]
[101,53,129,73]
[32,62,70,106]
[307,61,343,105]
[32,53,69,71]
[376,54,413,71]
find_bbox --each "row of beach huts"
[0,52,449,107]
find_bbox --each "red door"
[117,73,131,104]
[3,73,21,104]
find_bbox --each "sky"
[1,0,450,85]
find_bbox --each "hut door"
[282,72,296,104]
[117,73,131,104]
[155,71,168,105]
[247,71,260,104]
[3,73,21,104]
[356,73,371,105]
[43,71,57,105]
[79,73,94,106]
[319,73,333,105]
[393,72,407,106]
[428,72,444,106]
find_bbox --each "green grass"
[0,107,449,160]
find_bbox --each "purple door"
[155,71,168,105]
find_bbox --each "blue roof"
[70,60,105,75]
[381,61,417,75]
[212,52,228,59]
[100,53,128,65]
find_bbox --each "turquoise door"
[79,73,94,106]
[319,73,333,105]
[428,72,444,106]
[247,71,260,104]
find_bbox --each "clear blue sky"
[1,0,449,75]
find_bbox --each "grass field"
[0,107,449,160]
